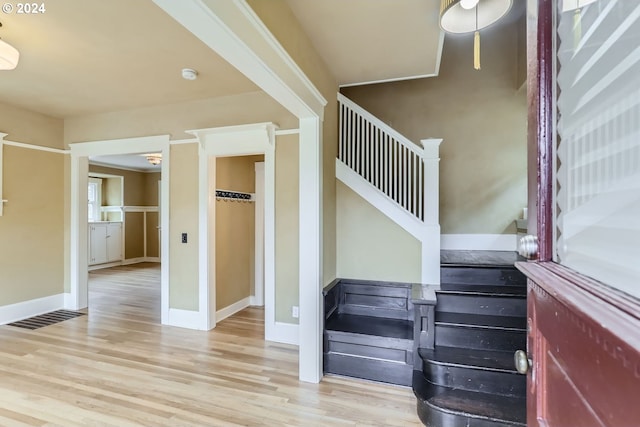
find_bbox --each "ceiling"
[89,154,161,173]
[0,0,259,118]
[285,0,443,86]
[0,1,446,172]
[0,0,445,121]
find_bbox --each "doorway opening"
[213,155,265,326]
[69,135,170,323]
[86,154,163,322]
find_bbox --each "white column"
[70,155,89,309]
[199,144,216,331]
[254,162,265,307]
[298,116,323,383]
[0,135,5,217]
[420,139,443,286]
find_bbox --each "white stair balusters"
[337,93,442,286]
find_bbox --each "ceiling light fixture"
[145,153,162,166]
[0,22,19,71]
[439,0,512,70]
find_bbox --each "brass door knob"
[514,350,531,374]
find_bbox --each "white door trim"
[253,161,265,307]
[68,135,171,324]
[190,123,276,334]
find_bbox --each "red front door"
[522,1,640,426]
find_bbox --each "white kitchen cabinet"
[89,222,122,265]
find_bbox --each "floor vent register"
[8,310,86,330]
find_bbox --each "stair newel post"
[420,138,442,287]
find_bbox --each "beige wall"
[64,91,296,145]
[0,104,65,306]
[0,102,64,150]
[169,143,199,310]
[144,173,161,206]
[124,212,145,259]
[215,155,262,311]
[146,212,159,258]
[275,135,299,323]
[247,0,338,287]
[88,165,159,207]
[64,92,297,312]
[341,20,527,236]
[336,182,421,282]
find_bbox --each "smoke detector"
[181,68,198,81]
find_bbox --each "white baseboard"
[249,296,264,306]
[266,321,299,346]
[121,257,160,266]
[441,234,517,251]
[121,257,144,265]
[216,297,250,323]
[88,261,122,271]
[63,293,75,309]
[166,308,203,330]
[0,293,65,325]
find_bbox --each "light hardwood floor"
[0,263,422,426]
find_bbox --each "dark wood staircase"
[322,258,528,426]
[323,279,415,386]
[413,264,527,427]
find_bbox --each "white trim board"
[88,261,122,271]
[0,137,69,155]
[121,257,160,266]
[167,308,203,330]
[216,297,251,323]
[272,322,299,346]
[191,123,276,335]
[441,234,517,251]
[0,294,65,325]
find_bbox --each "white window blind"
[556,0,640,298]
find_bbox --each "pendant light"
[0,22,19,70]
[439,0,512,70]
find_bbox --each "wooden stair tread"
[419,346,518,373]
[325,313,413,340]
[436,311,526,331]
[413,372,526,426]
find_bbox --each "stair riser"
[325,336,412,364]
[440,284,526,295]
[324,353,412,386]
[435,325,526,352]
[436,294,526,317]
[441,267,527,287]
[422,362,526,397]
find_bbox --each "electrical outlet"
[292,306,299,318]
[181,233,188,243]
